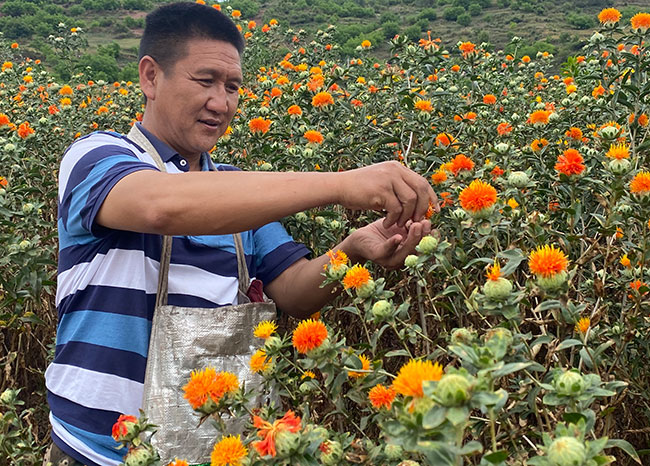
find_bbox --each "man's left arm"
[265,219,432,319]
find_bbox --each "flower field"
[1,6,650,466]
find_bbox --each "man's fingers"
[392,182,418,228]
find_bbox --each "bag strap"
[126,124,250,306]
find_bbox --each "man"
[44,3,436,465]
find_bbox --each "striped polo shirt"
[45,126,309,465]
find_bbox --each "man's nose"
[206,85,229,113]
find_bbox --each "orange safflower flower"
[631,13,650,30]
[606,143,629,160]
[59,85,73,96]
[368,384,396,409]
[253,320,277,339]
[361,39,371,48]
[459,179,497,213]
[599,8,621,23]
[638,114,649,127]
[507,198,519,209]
[111,414,138,442]
[630,171,650,195]
[392,359,443,398]
[60,97,71,106]
[326,249,348,270]
[629,280,648,298]
[97,106,109,115]
[348,354,371,378]
[253,411,301,458]
[48,105,59,114]
[211,435,247,466]
[528,245,568,278]
[269,18,278,26]
[0,114,10,126]
[414,99,433,112]
[497,122,512,135]
[486,262,502,281]
[168,459,189,466]
[483,94,496,105]
[231,9,241,17]
[431,170,447,184]
[0,176,7,188]
[343,264,372,289]
[531,138,549,152]
[250,349,271,373]
[182,367,238,411]
[565,127,583,140]
[23,75,33,83]
[287,105,302,116]
[1,61,12,71]
[620,254,631,268]
[529,110,550,125]
[17,121,34,139]
[449,154,474,175]
[249,117,271,134]
[435,132,456,147]
[10,42,18,49]
[248,20,256,30]
[592,83,606,98]
[555,148,585,176]
[491,166,504,178]
[521,55,531,63]
[459,41,476,56]
[451,64,460,72]
[312,91,334,108]
[303,130,324,144]
[575,317,590,334]
[292,319,328,354]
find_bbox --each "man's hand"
[344,218,433,270]
[335,161,439,228]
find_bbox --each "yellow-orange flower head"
[292,319,328,354]
[348,354,371,378]
[303,130,324,144]
[254,320,277,339]
[459,179,497,214]
[414,99,433,112]
[606,143,629,160]
[183,368,239,411]
[575,317,590,334]
[528,245,568,278]
[555,149,585,176]
[250,349,271,373]
[486,263,502,281]
[631,13,650,31]
[249,117,271,134]
[630,171,650,195]
[392,359,443,398]
[211,435,247,466]
[598,8,621,23]
[368,384,396,409]
[312,91,334,108]
[529,110,551,125]
[342,264,372,290]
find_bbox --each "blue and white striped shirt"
[46,127,309,465]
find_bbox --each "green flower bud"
[554,370,587,397]
[547,436,587,466]
[507,171,530,188]
[434,374,472,407]
[484,327,513,348]
[608,158,630,175]
[356,279,375,299]
[320,440,343,465]
[536,270,568,291]
[259,162,272,171]
[494,143,510,154]
[0,389,16,404]
[4,143,16,152]
[306,337,331,360]
[468,205,495,219]
[384,444,403,460]
[598,125,619,139]
[295,212,308,222]
[327,263,348,280]
[275,430,301,457]
[123,443,157,466]
[450,328,475,345]
[483,277,513,300]
[416,236,438,255]
[329,219,341,229]
[264,336,283,353]
[22,203,34,214]
[18,240,31,250]
[404,254,418,268]
[314,216,326,225]
[371,300,393,322]
[410,395,435,415]
[397,461,421,466]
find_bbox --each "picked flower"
[292,319,328,354]
[182,367,239,414]
[458,179,497,217]
[392,359,443,398]
[252,411,302,458]
[254,320,277,339]
[111,414,139,443]
[211,435,248,466]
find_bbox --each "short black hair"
[139,2,244,72]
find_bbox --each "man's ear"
[139,56,159,101]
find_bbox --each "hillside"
[0,0,648,80]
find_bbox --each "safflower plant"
[1,6,650,466]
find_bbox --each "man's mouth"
[199,119,221,128]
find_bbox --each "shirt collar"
[135,122,178,163]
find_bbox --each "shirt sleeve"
[58,133,158,244]
[253,222,311,286]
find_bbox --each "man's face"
[149,38,242,161]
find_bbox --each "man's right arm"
[95,161,438,236]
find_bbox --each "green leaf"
[446,406,469,426]
[556,339,583,350]
[491,362,534,378]
[483,450,508,463]
[605,439,642,464]
[562,412,586,424]
[384,349,411,358]
[422,406,446,429]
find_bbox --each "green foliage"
[443,6,466,21]
[567,12,596,30]
[457,12,472,26]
